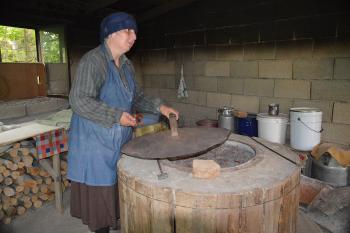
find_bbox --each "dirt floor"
[0,189,120,233]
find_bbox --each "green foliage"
[0,26,63,63]
[0,26,37,62]
[40,31,61,63]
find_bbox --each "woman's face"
[110,29,137,54]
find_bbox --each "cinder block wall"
[132,0,350,145]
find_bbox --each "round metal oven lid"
[122,127,230,160]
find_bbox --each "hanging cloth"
[177,64,188,99]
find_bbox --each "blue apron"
[67,55,135,186]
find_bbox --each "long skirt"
[70,181,120,232]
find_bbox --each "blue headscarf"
[100,12,137,42]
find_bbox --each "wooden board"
[0,122,60,146]
[0,63,47,100]
[122,127,230,160]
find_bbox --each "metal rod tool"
[157,159,168,180]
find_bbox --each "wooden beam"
[138,0,200,22]
[86,0,121,13]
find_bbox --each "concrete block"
[312,80,350,101]
[167,48,193,62]
[293,58,333,80]
[260,97,294,114]
[322,123,350,145]
[274,80,310,99]
[192,105,217,120]
[333,102,350,124]
[244,79,274,97]
[334,58,350,80]
[313,38,350,58]
[194,76,218,92]
[140,49,167,62]
[206,92,231,108]
[0,104,26,120]
[48,80,69,95]
[142,61,175,75]
[144,75,176,89]
[275,39,313,59]
[158,88,177,103]
[230,95,260,113]
[45,63,69,81]
[170,102,192,117]
[194,47,217,61]
[187,90,207,106]
[216,45,243,61]
[205,62,230,77]
[143,88,160,98]
[192,62,206,76]
[143,75,152,88]
[243,42,275,60]
[293,100,333,122]
[230,61,258,78]
[259,60,292,79]
[26,98,69,115]
[217,78,244,94]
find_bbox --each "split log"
[2,168,10,177]
[0,158,14,170]
[10,170,21,179]
[22,155,34,167]
[16,206,26,216]
[23,186,31,195]
[15,185,25,193]
[10,197,18,206]
[0,173,3,183]
[40,184,49,194]
[0,209,4,221]
[4,177,13,186]
[0,165,6,173]
[45,177,52,185]
[2,204,16,216]
[13,143,21,149]
[3,187,15,197]
[2,217,12,224]
[16,174,37,188]
[31,186,39,194]
[39,193,49,201]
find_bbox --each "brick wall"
[131,0,350,145]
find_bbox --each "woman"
[67,12,178,233]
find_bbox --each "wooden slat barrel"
[118,134,300,233]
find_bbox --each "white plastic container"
[257,113,288,144]
[290,108,322,151]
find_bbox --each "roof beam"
[138,0,200,22]
[86,0,121,13]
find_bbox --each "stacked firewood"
[0,140,70,224]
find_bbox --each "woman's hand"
[120,112,137,127]
[160,105,179,120]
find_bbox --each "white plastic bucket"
[257,113,288,144]
[290,108,323,151]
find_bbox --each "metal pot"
[311,155,350,186]
[218,107,235,131]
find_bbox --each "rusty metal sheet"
[122,127,230,160]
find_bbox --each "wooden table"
[0,122,64,213]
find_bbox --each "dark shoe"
[95,226,110,233]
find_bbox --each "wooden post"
[39,155,63,213]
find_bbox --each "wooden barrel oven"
[118,134,300,233]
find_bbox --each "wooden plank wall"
[0,63,47,100]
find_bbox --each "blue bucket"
[237,114,258,137]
